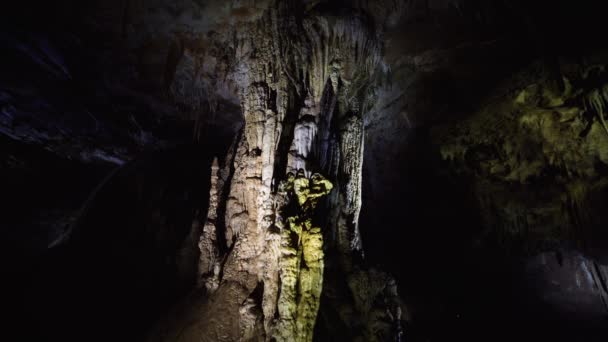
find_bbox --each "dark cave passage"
[6,143,213,341]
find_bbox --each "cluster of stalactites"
[302,11,388,107]
[235,0,389,105]
[209,0,390,339]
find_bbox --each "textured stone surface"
[433,59,608,253]
[427,57,608,330]
[146,1,409,341]
[273,173,332,342]
[6,1,608,341]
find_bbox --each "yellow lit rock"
[272,173,333,342]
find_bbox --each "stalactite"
[150,1,406,340]
[583,86,608,137]
[338,112,365,255]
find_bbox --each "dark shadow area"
[4,143,213,341]
[360,128,608,342]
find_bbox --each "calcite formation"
[198,157,221,292]
[433,60,608,251]
[10,1,608,341]
[148,1,407,341]
[273,172,332,342]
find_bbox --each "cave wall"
[432,56,608,305]
[357,1,608,339]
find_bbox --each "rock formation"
[433,59,608,255]
[5,1,608,342]
[148,2,407,340]
[273,172,333,342]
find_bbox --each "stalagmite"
[149,1,406,340]
[273,173,333,342]
[198,157,221,292]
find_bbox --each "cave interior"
[2,1,608,341]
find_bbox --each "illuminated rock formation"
[273,172,332,342]
[147,1,407,340]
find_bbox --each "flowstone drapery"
[150,1,407,341]
[273,172,333,342]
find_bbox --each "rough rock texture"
[273,173,333,342]
[430,56,608,332]
[6,1,608,342]
[433,59,608,258]
[148,1,408,341]
[354,3,608,340]
[198,157,221,291]
[524,249,608,320]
